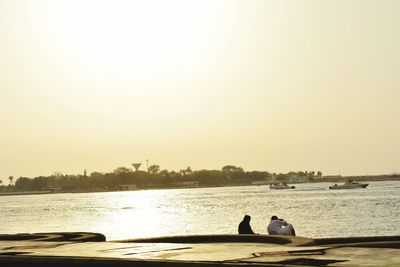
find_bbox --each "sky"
[0,0,399,182]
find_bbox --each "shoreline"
[0,190,53,196]
[1,178,399,197]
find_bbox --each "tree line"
[2,165,323,192]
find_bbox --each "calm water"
[0,181,399,240]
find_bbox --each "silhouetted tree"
[276,173,288,181]
[192,170,228,186]
[179,166,193,177]
[222,165,244,173]
[158,170,171,185]
[185,166,192,175]
[221,165,244,182]
[148,165,160,175]
[9,165,321,192]
[15,177,31,190]
[113,167,132,175]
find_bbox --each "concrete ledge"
[1,233,399,266]
[313,235,400,247]
[0,255,301,267]
[117,234,315,247]
[0,232,106,242]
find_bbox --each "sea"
[0,181,399,241]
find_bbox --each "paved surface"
[0,233,399,266]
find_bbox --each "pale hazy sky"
[1,0,399,181]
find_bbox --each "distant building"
[172,181,199,188]
[120,184,137,191]
[324,175,342,179]
[321,175,344,182]
[286,176,308,183]
[46,187,62,193]
[251,180,269,186]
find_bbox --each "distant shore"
[1,176,399,197]
[0,190,53,196]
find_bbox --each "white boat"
[269,182,295,190]
[329,180,369,190]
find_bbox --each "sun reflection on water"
[0,181,399,241]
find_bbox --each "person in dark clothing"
[238,215,256,234]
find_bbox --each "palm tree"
[9,176,13,186]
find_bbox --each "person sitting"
[238,215,256,234]
[267,215,296,236]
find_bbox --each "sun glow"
[1,1,400,179]
[43,0,223,78]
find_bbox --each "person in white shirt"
[267,215,296,236]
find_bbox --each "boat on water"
[269,182,295,189]
[329,179,369,190]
